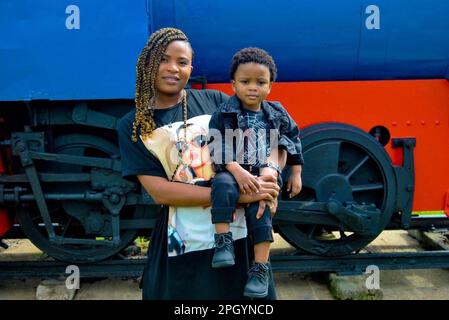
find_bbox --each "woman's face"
[155,40,193,96]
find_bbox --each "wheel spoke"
[302,141,341,188]
[345,155,369,179]
[307,225,317,239]
[352,183,384,192]
[62,147,85,156]
[339,229,348,239]
[61,216,73,238]
[31,206,58,222]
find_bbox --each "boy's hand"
[227,162,260,194]
[287,174,302,198]
[234,169,260,194]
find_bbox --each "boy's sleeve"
[277,104,305,166]
[207,111,224,173]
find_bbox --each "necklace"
[166,103,182,128]
[153,90,188,127]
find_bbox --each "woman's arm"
[138,176,211,206]
[138,175,279,207]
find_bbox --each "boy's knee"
[246,203,272,229]
[213,172,238,186]
[212,172,239,194]
[211,172,240,206]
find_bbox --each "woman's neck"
[154,91,184,109]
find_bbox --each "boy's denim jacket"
[208,95,304,173]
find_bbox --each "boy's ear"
[231,80,236,93]
[267,82,273,95]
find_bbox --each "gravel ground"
[1,231,449,300]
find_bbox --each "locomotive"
[1,0,448,263]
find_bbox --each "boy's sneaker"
[243,262,270,298]
[211,232,235,268]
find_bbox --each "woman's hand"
[258,175,279,216]
[259,166,278,180]
[238,190,273,204]
[266,197,278,218]
[238,175,280,215]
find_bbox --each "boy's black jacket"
[208,95,304,172]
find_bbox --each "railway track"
[2,250,449,279]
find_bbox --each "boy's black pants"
[211,171,274,244]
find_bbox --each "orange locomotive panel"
[208,79,449,212]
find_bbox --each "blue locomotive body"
[1,0,449,101]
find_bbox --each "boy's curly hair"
[229,47,277,82]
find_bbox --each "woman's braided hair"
[132,28,191,142]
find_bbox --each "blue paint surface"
[1,0,448,101]
[0,0,148,101]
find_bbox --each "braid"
[132,28,191,142]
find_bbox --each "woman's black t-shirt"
[118,89,276,300]
[119,89,226,180]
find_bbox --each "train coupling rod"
[274,199,382,236]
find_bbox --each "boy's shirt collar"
[221,95,276,121]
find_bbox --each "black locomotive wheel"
[277,123,397,256]
[17,134,138,263]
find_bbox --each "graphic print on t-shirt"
[242,110,271,167]
[140,115,247,257]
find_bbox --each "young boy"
[208,47,304,298]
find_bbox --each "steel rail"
[2,250,449,279]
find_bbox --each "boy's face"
[232,62,272,109]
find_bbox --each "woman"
[118,28,281,299]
